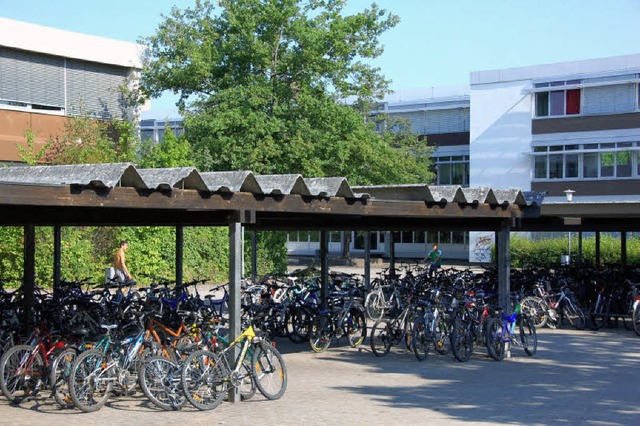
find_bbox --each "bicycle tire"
[365,292,384,321]
[451,319,473,362]
[520,297,547,329]
[180,349,226,411]
[370,320,392,357]
[519,315,537,356]
[486,318,506,361]
[252,342,287,400]
[412,321,430,362]
[432,317,451,355]
[69,348,112,412]
[633,303,640,337]
[0,344,46,404]
[50,346,79,408]
[309,315,332,353]
[139,355,186,411]
[287,308,310,344]
[562,302,586,330]
[346,308,367,348]
[589,302,609,330]
[239,358,257,401]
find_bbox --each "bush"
[509,233,640,268]
[0,225,287,288]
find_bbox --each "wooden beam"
[320,230,329,310]
[496,220,511,314]
[176,225,183,286]
[53,225,61,288]
[23,225,35,332]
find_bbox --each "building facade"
[0,18,143,163]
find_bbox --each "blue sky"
[2,0,639,113]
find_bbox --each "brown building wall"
[0,109,68,162]
[532,179,640,197]
[532,112,640,134]
[421,132,470,146]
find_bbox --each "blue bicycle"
[486,307,537,361]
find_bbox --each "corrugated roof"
[0,163,543,207]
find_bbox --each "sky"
[2,0,639,114]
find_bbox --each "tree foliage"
[138,125,193,168]
[142,0,433,184]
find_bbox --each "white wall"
[469,79,533,189]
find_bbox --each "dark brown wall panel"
[533,112,640,134]
[422,132,470,146]
[532,179,640,197]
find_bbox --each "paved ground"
[1,326,639,425]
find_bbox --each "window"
[415,232,426,244]
[329,231,341,243]
[534,81,582,117]
[401,231,412,243]
[583,153,598,178]
[434,155,469,186]
[309,231,319,243]
[533,142,640,181]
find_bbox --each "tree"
[142,0,434,184]
[138,125,193,168]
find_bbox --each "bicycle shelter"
[0,163,551,400]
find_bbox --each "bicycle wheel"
[139,356,186,411]
[486,318,506,361]
[239,358,256,401]
[0,344,46,404]
[346,308,367,348]
[412,321,430,362]
[432,317,451,355]
[69,349,112,412]
[633,303,640,337]
[50,346,79,408]
[365,292,384,321]
[562,302,586,330]
[180,349,226,411]
[451,319,474,362]
[520,297,547,329]
[370,320,392,357]
[252,342,287,400]
[518,315,537,356]
[287,308,310,344]
[309,314,332,353]
[589,300,609,330]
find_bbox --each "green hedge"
[0,226,287,288]
[508,234,640,268]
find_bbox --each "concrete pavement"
[1,327,639,425]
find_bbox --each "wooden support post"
[389,231,396,277]
[364,230,371,291]
[496,220,511,314]
[621,231,627,270]
[53,225,61,288]
[251,230,258,284]
[228,221,242,403]
[23,225,35,332]
[176,225,184,286]
[320,230,329,310]
[578,231,583,265]
[595,232,601,269]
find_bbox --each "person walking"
[424,243,442,277]
[113,240,132,283]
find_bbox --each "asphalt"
[0,327,639,426]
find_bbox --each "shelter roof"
[0,163,542,230]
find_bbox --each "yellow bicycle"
[180,324,287,410]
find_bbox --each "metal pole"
[389,232,396,276]
[251,230,258,283]
[496,220,511,313]
[595,232,601,268]
[320,230,329,310]
[621,231,627,270]
[23,225,36,332]
[53,225,61,288]
[578,231,583,265]
[228,221,242,403]
[175,225,183,286]
[364,230,371,291]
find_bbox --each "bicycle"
[485,306,537,361]
[309,288,367,352]
[180,324,286,410]
[412,288,453,361]
[67,323,149,412]
[369,297,417,357]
